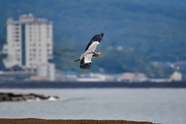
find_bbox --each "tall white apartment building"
[3,14,53,69]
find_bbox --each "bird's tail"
[74,59,80,62]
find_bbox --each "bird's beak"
[100,52,104,54]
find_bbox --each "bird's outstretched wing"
[85,33,104,52]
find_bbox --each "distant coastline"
[0,81,186,88]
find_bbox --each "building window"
[47,26,50,30]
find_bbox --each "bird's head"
[93,51,104,57]
[96,51,104,55]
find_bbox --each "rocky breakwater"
[0,92,59,102]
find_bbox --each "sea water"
[0,88,186,124]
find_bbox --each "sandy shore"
[0,118,152,124]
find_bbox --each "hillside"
[0,0,186,78]
[0,0,186,61]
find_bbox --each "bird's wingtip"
[100,32,104,36]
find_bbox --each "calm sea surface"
[0,88,186,124]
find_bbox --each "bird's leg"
[74,59,80,62]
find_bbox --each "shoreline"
[0,118,153,124]
[0,81,186,88]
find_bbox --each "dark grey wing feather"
[85,33,104,51]
[80,57,91,69]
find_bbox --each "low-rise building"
[117,72,148,82]
[36,63,55,81]
[170,71,182,81]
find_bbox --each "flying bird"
[74,33,104,69]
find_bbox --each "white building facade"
[3,14,53,69]
[36,63,55,81]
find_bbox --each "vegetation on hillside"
[51,45,175,78]
[0,0,186,78]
